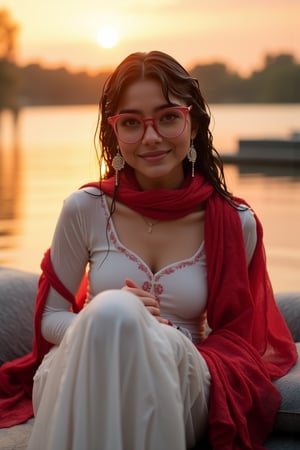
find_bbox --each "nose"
[142,122,162,144]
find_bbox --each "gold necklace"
[141,216,160,233]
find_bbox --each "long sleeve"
[41,191,91,344]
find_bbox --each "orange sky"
[3,0,300,75]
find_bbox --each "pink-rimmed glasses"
[108,105,192,144]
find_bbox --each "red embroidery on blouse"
[154,245,205,292]
[101,195,205,299]
[154,283,164,296]
[101,196,152,280]
[142,281,152,292]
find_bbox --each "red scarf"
[0,172,297,450]
[91,170,215,220]
[86,172,298,448]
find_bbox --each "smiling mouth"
[139,150,171,161]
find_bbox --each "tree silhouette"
[0,9,19,111]
[1,9,299,106]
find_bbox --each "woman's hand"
[122,278,169,324]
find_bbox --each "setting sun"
[97,26,119,49]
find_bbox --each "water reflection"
[237,163,300,179]
[224,162,300,293]
[0,111,23,264]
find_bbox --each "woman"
[0,51,297,449]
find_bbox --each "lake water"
[0,104,300,293]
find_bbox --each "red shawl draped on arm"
[198,193,297,449]
[0,172,297,450]
[0,249,84,427]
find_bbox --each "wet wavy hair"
[95,50,232,200]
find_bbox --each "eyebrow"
[118,102,181,115]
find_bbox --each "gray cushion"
[0,267,38,365]
[275,293,300,342]
[273,292,300,433]
[273,343,300,433]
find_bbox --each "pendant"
[141,215,159,233]
[147,222,154,233]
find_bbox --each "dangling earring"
[187,140,197,177]
[112,147,125,186]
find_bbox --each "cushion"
[0,267,38,365]
[275,293,300,342]
[273,343,300,433]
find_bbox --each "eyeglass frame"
[107,105,193,144]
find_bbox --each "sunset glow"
[2,0,300,75]
[96,26,119,49]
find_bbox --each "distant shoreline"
[222,135,300,166]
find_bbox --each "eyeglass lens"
[115,108,188,143]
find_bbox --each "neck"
[134,169,185,191]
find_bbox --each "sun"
[97,26,119,49]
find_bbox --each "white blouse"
[42,187,257,346]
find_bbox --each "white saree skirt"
[27,290,211,450]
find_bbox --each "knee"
[81,290,142,335]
